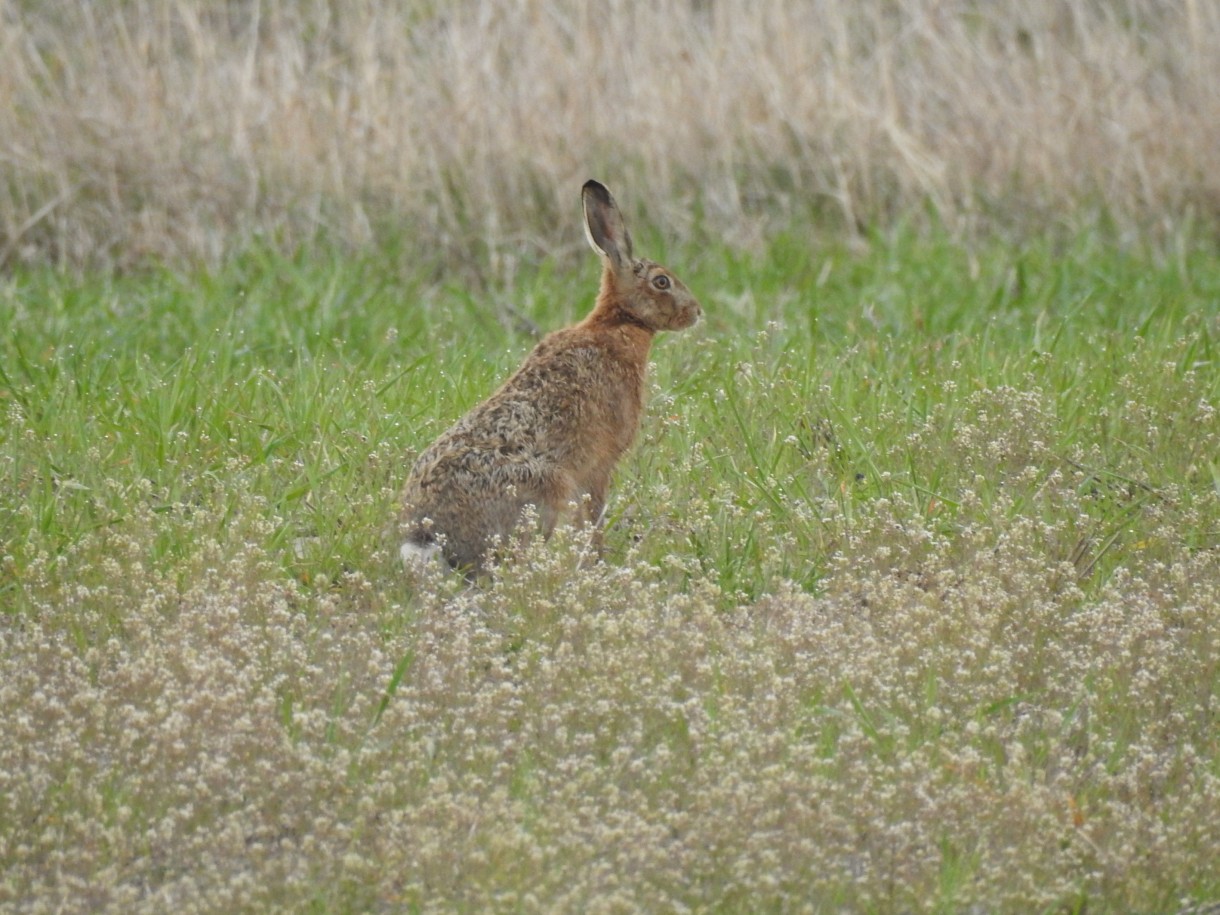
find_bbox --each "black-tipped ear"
[582,179,634,270]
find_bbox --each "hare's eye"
[652,275,671,290]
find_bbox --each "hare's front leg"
[532,467,580,540]
[581,474,612,561]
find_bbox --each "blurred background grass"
[2,0,1218,272]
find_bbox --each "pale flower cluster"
[2,461,1218,912]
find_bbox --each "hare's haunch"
[399,180,701,576]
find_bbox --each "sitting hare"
[399,179,701,576]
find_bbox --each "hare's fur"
[399,180,701,576]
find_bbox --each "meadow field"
[3,1,1220,913]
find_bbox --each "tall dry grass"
[1,0,1219,269]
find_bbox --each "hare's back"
[408,397,547,485]
[504,336,641,417]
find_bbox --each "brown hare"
[399,179,701,576]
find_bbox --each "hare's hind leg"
[476,454,577,539]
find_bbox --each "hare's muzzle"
[678,301,702,329]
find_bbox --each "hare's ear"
[582,180,634,271]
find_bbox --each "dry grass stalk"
[1,0,1218,269]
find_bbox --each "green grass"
[2,230,1219,912]
[6,230,1215,595]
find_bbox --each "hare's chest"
[508,338,646,455]
[595,358,646,439]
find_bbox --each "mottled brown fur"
[399,180,701,575]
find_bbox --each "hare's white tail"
[400,539,442,571]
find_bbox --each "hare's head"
[583,180,701,333]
